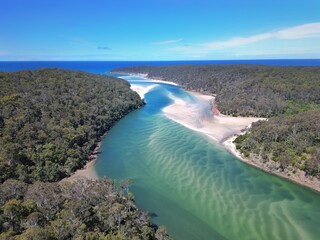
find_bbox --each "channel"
[95,75,320,240]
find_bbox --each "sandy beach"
[129,79,179,86]
[119,73,179,86]
[162,88,320,192]
[130,83,158,99]
[222,135,320,192]
[62,143,100,182]
[62,83,159,183]
[163,90,264,143]
[63,76,320,192]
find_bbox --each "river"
[95,74,320,240]
[2,60,320,240]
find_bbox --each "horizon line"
[1,58,320,62]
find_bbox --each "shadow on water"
[150,212,158,218]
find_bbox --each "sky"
[1,0,320,61]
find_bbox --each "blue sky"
[1,0,320,61]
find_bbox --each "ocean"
[1,59,320,73]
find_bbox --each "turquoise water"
[2,60,320,239]
[95,77,320,240]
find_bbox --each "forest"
[113,65,320,117]
[0,178,168,239]
[234,109,320,176]
[112,65,320,179]
[0,69,144,183]
[0,69,168,239]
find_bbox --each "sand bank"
[63,82,159,183]
[62,81,159,183]
[130,84,158,99]
[163,89,320,192]
[163,91,263,143]
[119,73,179,86]
[129,79,179,86]
[223,134,320,192]
[61,143,100,182]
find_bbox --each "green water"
[95,82,320,240]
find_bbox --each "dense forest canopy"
[0,69,144,183]
[113,65,320,179]
[0,178,168,240]
[112,65,320,117]
[234,109,320,177]
[0,69,169,239]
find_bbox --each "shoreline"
[61,80,158,183]
[130,83,158,99]
[222,134,320,193]
[163,89,264,143]
[139,76,320,193]
[115,72,179,86]
[61,142,100,182]
[129,79,179,86]
[65,72,320,193]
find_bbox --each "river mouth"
[95,75,320,240]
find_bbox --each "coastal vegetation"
[234,109,320,176]
[0,69,144,183]
[113,65,320,117]
[0,178,168,239]
[113,65,320,180]
[0,69,168,239]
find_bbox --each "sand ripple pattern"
[95,83,320,240]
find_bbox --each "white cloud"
[234,48,320,57]
[203,33,272,49]
[274,23,320,39]
[168,22,320,57]
[154,38,183,45]
[203,23,320,51]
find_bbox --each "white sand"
[130,84,158,99]
[61,144,100,182]
[63,159,98,182]
[63,77,320,192]
[222,135,320,192]
[129,79,179,86]
[163,91,264,143]
[120,73,179,86]
[140,79,179,86]
[163,90,320,192]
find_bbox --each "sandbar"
[130,83,158,99]
[163,89,320,192]
[163,90,263,143]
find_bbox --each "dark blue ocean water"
[0,59,320,73]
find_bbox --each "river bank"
[222,134,320,192]
[62,143,100,182]
[62,83,159,183]
[163,90,263,143]
[82,74,320,239]
[64,73,320,193]
[139,76,320,193]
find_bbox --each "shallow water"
[95,77,320,240]
[1,60,319,239]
